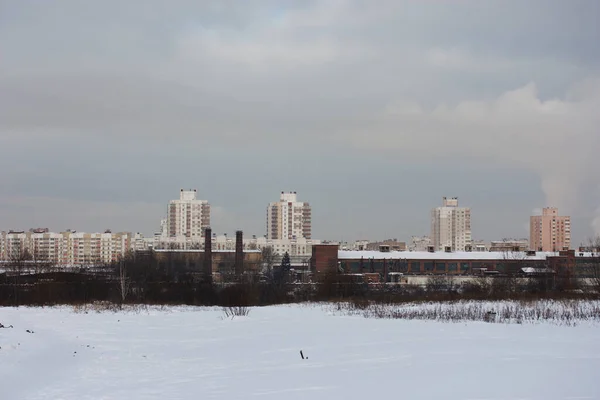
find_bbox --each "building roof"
[153,249,261,254]
[337,250,565,261]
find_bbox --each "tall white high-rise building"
[167,189,210,238]
[267,191,311,240]
[431,197,472,251]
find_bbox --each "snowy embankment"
[334,299,600,325]
[1,304,599,399]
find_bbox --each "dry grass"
[71,301,155,314]
[332,299,600,326]
[222,306,251,319]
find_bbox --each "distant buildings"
[1,190,582,262]
[0,229,132,265]
[530,207,571,251]
[167,189,210,239]
[266,191,311,240]
[431,197,472,252]
[365,239,406,251]
[489,239,529,252]
[312,245,583,279]
[153,234,319,256]
[409,236,432,252]
[471,240,489,252]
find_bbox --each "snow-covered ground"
[1,304,599,400]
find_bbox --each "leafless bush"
[425,275,455,293]
[471,275,492,294]
[222,306,251,319]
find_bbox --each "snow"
[339,250,600,261]
[521,267,555,274]
[1,304,600,399]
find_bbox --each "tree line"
[1,241,599,307]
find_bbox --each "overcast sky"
[1,0,599,245]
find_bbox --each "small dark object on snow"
[484,311,497,323]
[0,323,14,329]
[300,350,308,360]
[26,329,34,334]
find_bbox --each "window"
[410,261,421,273]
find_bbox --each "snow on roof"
[337,250,559,261]
[521,267,555,274]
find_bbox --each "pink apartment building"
[530,207,571,251]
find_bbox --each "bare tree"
[116,257,131,309]
[426,274,455,293]
[585,236,600,293]
[469,274,492,295]
[7,246,32,306]
[30,246,54,275]
[494,251,523,295]
[261,246,276,280]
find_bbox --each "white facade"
[0,230,133,265]
[266,191,311,240]
[350,240,370,251]
[167,189,210,239]
[431,197,472,252]
[253,237,319,256]
[409,236,433,251]
[159,219,168,238]
[152,234,320,256]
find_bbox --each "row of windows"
[343,260,489,273]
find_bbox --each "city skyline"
[0,189,580,248]
[1,1,599,245]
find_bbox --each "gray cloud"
[1,0,599,243]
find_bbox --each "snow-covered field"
[2,304,599,400]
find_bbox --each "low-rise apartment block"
[0,229,133,265]
[152,235,319,256]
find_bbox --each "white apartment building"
[159,219,168,238]
[152,234,320,256]
[266,191,311,240]
[409,236,433,252]
[431,197,472,252]
[0,230,133,265]
[167,189,210,239]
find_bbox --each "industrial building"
[310,244,594,282]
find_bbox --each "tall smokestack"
[203,227,212,283]
[235,230,244,276]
